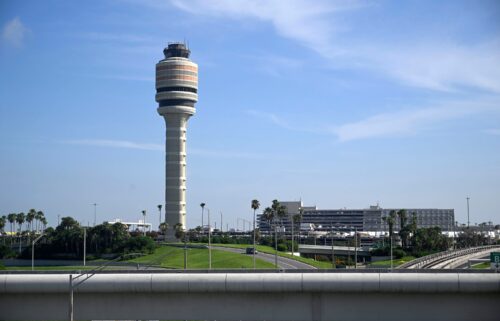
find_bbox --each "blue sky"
[1,0,499,229]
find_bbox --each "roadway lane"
[212,246,316,269]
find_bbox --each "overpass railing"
[398,245,500,269]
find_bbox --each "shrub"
[123,236,155,254]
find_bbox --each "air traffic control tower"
[155,43,198,240]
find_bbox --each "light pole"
[92,203,97,227]
[157,204,162,230]
[200,203,205,233]
[208,208,211,270]
[83,227,86,267]
[142,210,146,236]
[390,232,393,270]
[31,233,44,271]
[331,223,335,269]
[274,224,278,269]
[351,226,358,269]
[466,196,470,229]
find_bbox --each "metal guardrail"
[398,245,500,269]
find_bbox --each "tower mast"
[156,43,198,240]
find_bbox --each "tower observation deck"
[156,43,198,240]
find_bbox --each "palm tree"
[26,209,36,234]
[200,203,206,233]
[35,211,44,233]
[262,207,274,227]
[251,199,260,269]
[0,215,6,244]
[141,210,147,236]
[159,222,169,235]
[16,212,25,234]
[40,217,48,232]
[397,209,408,248]
[157,204,163,231]
[0,215,6,233]
[7,213,17,237]
[383,210,397,269]
[292,211,303,255]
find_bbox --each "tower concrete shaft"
[156,43,198,240]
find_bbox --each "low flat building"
[257,201,455,233]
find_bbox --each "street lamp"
[351,226,358,269]
[157,204,162,231]
[207,208,211,270]
[331,223,335,269]
[31,233,44,271]
[92,203,97,227]
[141,210,146,236]
[200,203,206,233]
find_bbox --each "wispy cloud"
[165,0,500,93]
[62,139,265,159]
[332,100,500,142]
[1,17,30,47]
[245,109,326,134]
[63,139,163,151]
[247,99,500,142]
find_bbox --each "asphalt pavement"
[211,246,316,269]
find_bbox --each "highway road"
[212,246,316,269]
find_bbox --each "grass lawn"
[471,262,491,269]
[6,265,102,271]
[369,256,416,267]
[129,245,276,269]
[209,243,333,269]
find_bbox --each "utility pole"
[466,196,470,229]
[220,211,223,233]
[354,227,358,269]
[390,234,393,270]
[208,209,212,270]
[92,203,97,227]
[31,233,44,271]
[274,225,278,269]
[83,228,86,267]
[331,224,335,269]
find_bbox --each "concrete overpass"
[299,244,371,262]
[1,271,499,321]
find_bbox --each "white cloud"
[166,0,500,93]
[1,17,29,47]
[332,100,500,142]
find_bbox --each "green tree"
[412,227,451,255]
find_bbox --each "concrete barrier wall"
[1,273,499,321]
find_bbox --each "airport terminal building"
[257,201,455,233]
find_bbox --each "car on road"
[245,247,258,254]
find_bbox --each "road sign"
[491,252,500,270]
